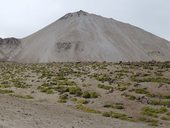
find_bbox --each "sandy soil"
[0,94,153,128]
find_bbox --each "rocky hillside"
[0,38,21,61]
[1,10,170,63]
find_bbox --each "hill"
[1,10,170,62]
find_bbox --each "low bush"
[82,91,98,98]
[97,84,113,90]
[141,106,167,118]
[75,104,101,114]
[139,117,159,126]
[77,99,89,104]
[0,89,13,94]
[68,86,82,96]
[10,94,33,99]
[102,111,133,121]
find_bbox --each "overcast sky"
[0,0,170,41]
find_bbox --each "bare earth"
[0,95,152,128]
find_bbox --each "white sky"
[0,0,170,41]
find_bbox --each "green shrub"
[93,74,114,84]
[0,84,11,88]
[0,89,13,94]
[68,86,82,96]
[139,117,159,126]
[111,112,129,120]
[135,88,149,94]
[97,84,113,90]
[149,99,170,106]
[77,99,89,104]
[113,105,124,109]
[10,94,33,99]
[141,106,167,117]
[59,93,68,100]
[131,76,170,84]
[37,84,54,94]
[75,104,101,114]
[58,99,67,103]
[128,95,136,100]
[82,91,98,98]
[103,111,133,121]
[54,86,69,94]
[103,104,113,108]
[103,103,124,109]
[90,92,98,98]
[102,112,111,117]
[82,91,91,98]
[70,97,77,102]
[161,116,170,121]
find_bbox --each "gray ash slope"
[1,10,170,63]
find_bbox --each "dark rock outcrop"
[0,37,21,61]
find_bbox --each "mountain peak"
[77,10,88,14]
[1,10,170,63]
[59,10,89,20]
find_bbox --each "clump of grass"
[57,79,77,86]
[58,99,67,103]
[122,93,137,101]
[116,82,131,91]
[0,89,13,94]
[37,83,54,94]
[76,99,89,104]
[103,104,113,108]
[82,91,91,98]
[75,104,101,114]
[82,91,98,98]
[102,112,111,117]
[90,92,98,98]
[103,103,124,109]
[12,80,32,88]
[147,93,170,99]
[68,86,82,96]
[113,104,124,109]
[38,87,54,94]
[102,111,133,121]
[97,84,113,90]
[58,93,68,103]
[131,76,170,84]
[59,93,68,100]
[134,88,149,94]
[10,94,33,99]
[139,117,159,126]
[161,116,170,121]
[70,97,77,102]
[161,112,170,121]
[149,99,170,106]
[111,112,132,121]
[92,74,114,84]
[0,84,11,88]
[141,106,167,118]
[128,95,136,100]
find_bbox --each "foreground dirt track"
[0,95,152,128]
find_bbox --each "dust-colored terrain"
[0,61,170,128]
[1,10,170,62]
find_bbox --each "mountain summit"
[1,11,170,63]
[59,10,89,20]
